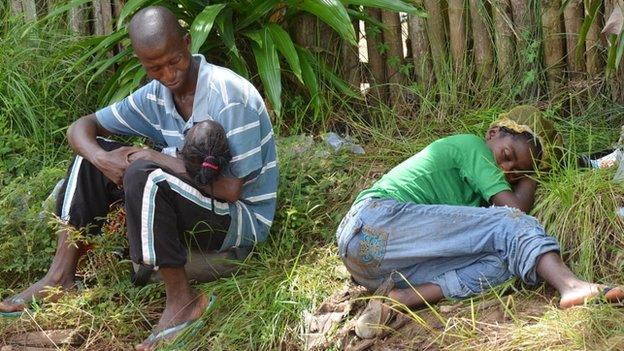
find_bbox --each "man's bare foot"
[135,291,209,351]
[559,283,624,308]
[0,275,75,313]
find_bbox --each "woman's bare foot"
[559,283,624,308]
[135,291,209,351]
[0,275,75,313]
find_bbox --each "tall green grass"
[0,6,102,182]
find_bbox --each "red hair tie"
[201,156,219,171]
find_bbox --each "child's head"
[486,126,543,183]
[486,105,565,183]
[180,120,231,186]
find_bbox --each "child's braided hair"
[180,120,231,188]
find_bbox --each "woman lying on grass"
[335,105,624,339]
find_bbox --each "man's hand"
[93,146,142,186]
[127,148,154,164]
[124,148,244,202]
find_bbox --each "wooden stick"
[381,10,404,105]
[469,0,494,82]
[542,0,566,93]
[586,1,603,75]
[493,0,514,81]
[10,0,23,16]
[45,0,55,12]
[21,0,37,21]
[69,4,86,35]
[291,14,316,49]
[1,346,57,351]
[365,7,388,103]
[93,0,104,36]
[407,9,433,86]
[563,0,585,79]
[112,0,123,21]
[422,0,447,83]
[99,0,114,35]
[509,0,532,53]
[448,0,467,72]
[7,329,83,347]
[340,19,362,89]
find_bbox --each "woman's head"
[487,105,565,182]
[180,120,231,186]
[486,126,543,183]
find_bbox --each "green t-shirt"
[355,134,511,206]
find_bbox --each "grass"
[0,4,101,184]
[1,102,623,349]
[2,3,624,350]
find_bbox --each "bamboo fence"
[10,0,122,35]
[9,0,624,104]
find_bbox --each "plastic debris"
[617,207,624,218]
[323,132,365,154]
[590,149,622,169]
[615,126,624,182]
[615,155,624,182]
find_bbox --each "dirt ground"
[303,283,564,351]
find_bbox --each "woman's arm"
[490,177,537,213]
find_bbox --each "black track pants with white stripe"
[56,139,230,268]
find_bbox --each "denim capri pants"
[336,197,560,298]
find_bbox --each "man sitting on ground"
[0,6,278,350]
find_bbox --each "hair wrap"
[490,105,564,170]
[201,155,219,171]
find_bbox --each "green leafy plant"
[576,0,623,75]
[0,2,100,180]
[58,0,422,118]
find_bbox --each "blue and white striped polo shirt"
[95,54,278,250]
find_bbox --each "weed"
[0,9,102,182]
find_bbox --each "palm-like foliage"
[59,0,422,117]
[577,0,623,75]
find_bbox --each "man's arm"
[127,149,243,202]
[67,114,141,186]
[490,177,537,213]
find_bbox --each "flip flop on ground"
[0,280,80,318]
[560,285,624,308]
[134,293,217,351]
[0,297,35,318]
[587,286,624,306]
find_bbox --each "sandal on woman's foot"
[588,286,624,306]
[355,278,395,339]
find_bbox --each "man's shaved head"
[128,6,186,52]
[127,6,197,95]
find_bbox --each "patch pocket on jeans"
[358,226,389,267]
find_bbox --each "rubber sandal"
[355,278,395,339]
[588,286,624,306]
[0,297,34,318]
[138,293,217,350]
